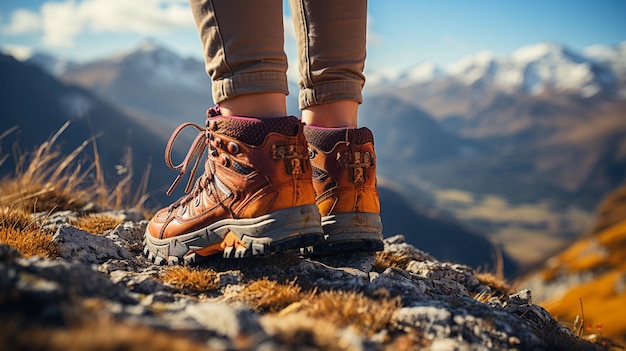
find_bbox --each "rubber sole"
[143,204,324,265]
[304,212,384,256]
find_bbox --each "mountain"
[585,42,626,97]
[0,54,186,207]
[519,184,626,341]
[51,40,213,142]
[362,42,626,269]
[360,96,481,167]
[365,42,626,208]
[25,52,78,76]
[379,184,519,277]
[369,42,624,107]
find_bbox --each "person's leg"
[190,0,289,118]
[144,0,323,264]
[289,0,383,253]
[289,0,366,127]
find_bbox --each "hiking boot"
[304,126,384,254]
[144,107,324,265]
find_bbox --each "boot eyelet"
[227,141,240,154]
[220,154,230,167]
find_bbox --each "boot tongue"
[304,126,374,153]
[210,115,301,146]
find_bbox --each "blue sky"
[1,0,625,76]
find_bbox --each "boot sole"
[304,212,384,256]
[143,204,324,265]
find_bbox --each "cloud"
[1,9,41,35]
[367,14,383,46]
[3,0,194,47]
[0,45,34,60]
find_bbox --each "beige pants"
[189,0,367,110]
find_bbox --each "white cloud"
[367,14,382,46]
[1,9,41,35]
[0,45,34,60]
[3,0,194,48]
[40,1,83,47]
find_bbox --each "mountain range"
[2,39,625,273]
[0,47,516,276]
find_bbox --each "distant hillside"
[520,184,626,340]
[55,40,213,127]
[379,184,519,278]
[0,54,185,207]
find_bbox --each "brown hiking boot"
[144,107,324,265]
[304,126,384,254]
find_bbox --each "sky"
[1,0,625,77]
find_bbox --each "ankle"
[301,101,358,128]
[219,93,287,118]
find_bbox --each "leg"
[289,0,383,253]
[189,0,289,117]
[289,0,367,127]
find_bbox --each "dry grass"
[0,123,151,256]
[0,122,149,213]
[0,206,57,258]
[241,278,304,313]
[161,266,220,293]
[475,272,514,299]
[293,290,401,336]
[69,214,122,234]
[373,251,414,272]
[261,288,401,349]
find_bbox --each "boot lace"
[163,106,222,198]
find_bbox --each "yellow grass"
[294,290,401,336]
[543,270,626,340]
[0,122,149,213]
[69,214,123,234]
[537,185,626,343]
[0,207,57,258]
[373,250,416,272]
[241,278,304,313]
[475,272,514,299]
[161,266,220,293]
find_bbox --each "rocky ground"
[0,209,603,350]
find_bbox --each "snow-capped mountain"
[56,39,213,129]
[103,39,209,92]
[371,42,625,99]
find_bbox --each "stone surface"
[0,213,602,350]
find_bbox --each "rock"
[0,243,21,261]
[1,213,602,351]
[52,224,134,264]
[185,302,269,344]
